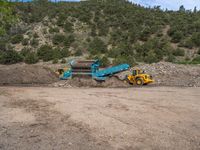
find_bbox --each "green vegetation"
[11,34,23,44]
[0,50,23,64]
[1,0,200,65]
[0,0,17,36]
[24,52,39,64]
[88,38,106,55]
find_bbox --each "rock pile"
[137,62,200,87]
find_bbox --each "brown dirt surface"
[53,77,130,88]
[0,86,200,150]
[0,64,58,85]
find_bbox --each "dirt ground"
[0,86,200,150]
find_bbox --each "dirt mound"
[137,62,200,87]
[0,64,58,85]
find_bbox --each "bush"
[52,34,65,45]
[0,50,23,64]
[74,49,82,56]
[184,38,193,49]
[24,52,39,64]
[60,48,70,57]
[61,58,66,64]
[22,38,29,46]
[0,40,7,51]
[20,48,31,57]
[52,48,62,59]
[88,38,107,55]
[11,34,24,44]
[49,27,59,33]
[113,55,136,66]
[64,21,73,32]
[37,45,54,61]
[198,48,200,55]
[191,33,200,46]
[173,48,185,56]
[33,33,39,38]
[52,58,58,64]
[191,56,200,64]
[144,50,159,63]
[171,31,183,43]
[30,38,39,47]
[100,56,110,67]
[166,54,175,62]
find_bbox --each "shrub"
[52,48,62,59]
[30,38,39,47]
[100,56,110,67]
[184,38,193,49]
[52,34,65,45]
[61,58,66,64]
[22,38,29,46]
[191,56,200,64]
[37,45,54,61]
[0,40,7,51]
[171,31,183,43]
[166,54,175,62]
[0,50,23,64]
[60,48,70,57]
[24,52,39,64]
[74,49,82,56]
[191,33,200,46]
[88,38,107,55]
[11,34,24,44]
[49,27,59,33]
[20,48,31,57]
[173,48,185,56]
[113,55,136,66]
[144,50,159,63]
[52,58,58,64]
[64,21,73,32]
[33,33,39,38]
[198,48,200,55]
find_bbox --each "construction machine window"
[132,70,137,76]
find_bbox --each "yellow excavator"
[126,69,154,85]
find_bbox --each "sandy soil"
[0,86,200,150]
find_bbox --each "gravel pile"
[136,62,200,87]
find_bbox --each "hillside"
[0,0,200,65]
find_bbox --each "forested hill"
[0,0,200,65]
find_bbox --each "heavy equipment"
[126,69,154,85]
[60,59,130,81]
[58,59,154,85]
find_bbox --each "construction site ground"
[0,86,200,150]
[0,62,200,149]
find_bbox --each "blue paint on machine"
[60,59,130,81]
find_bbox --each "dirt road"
[0,86,200,150]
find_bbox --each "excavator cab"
[127,69,154,85]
